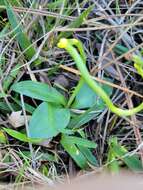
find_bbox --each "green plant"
[5,80,98,169]
[57,38,143,116]
[107,137,143,172]
[1,1,100,170]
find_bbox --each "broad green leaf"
[72,80,113,109]
[60,134,88,169]
[11,80,66,106]
[58,5,94,39]
[5,1,41,65]
[64,135,97,148]
[60,134,97,168]
[3,128,42,143]
[29,102,70,138]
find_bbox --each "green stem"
[66,39,86,108]
[58,38,143,116]
[68,39,86,64]
[67,78,84,108]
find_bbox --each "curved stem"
[68,39,86,64]
[58,38,143,116]
[66,39,86,107]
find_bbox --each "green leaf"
[29,102,70,138]
[3,128,42,143]
[69,104,103,129]
[66,136,97,148]
[72,80,113,109]
[58,5,94,39]
[60,134,88,169]
[20,151,58,162]
[60,134,97,168]
[78,145,98,166]
[112,145,143,171]
[5,1,41,65]
[109,137,143,171]
[0,130,7,144]
[11,80,66,106]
